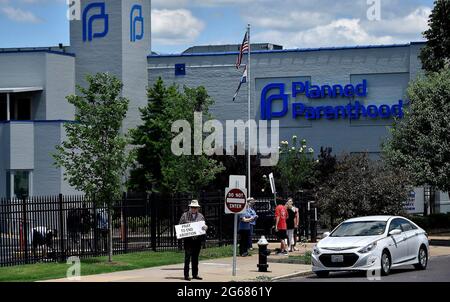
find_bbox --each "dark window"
[330,221,386,237]
[388,218,403,233]
[13,171,30,198]
[175,64,186,76]
[6,171,10,198]
[399,219,417,231]
[0,94,6,121]
[11,95,31,120]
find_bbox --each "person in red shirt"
[275,200,289,255]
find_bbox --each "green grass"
[288,251,312,264]
[0,246,233,282]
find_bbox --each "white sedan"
[312,216,429,277]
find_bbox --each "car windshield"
[331,221,387,237]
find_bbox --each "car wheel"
[381,250,391,276]
[414,245,428,270]
[315,271,329,278]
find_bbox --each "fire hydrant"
[257,236,270,272]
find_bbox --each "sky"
[0,0,435,54]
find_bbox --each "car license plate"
[331,255,344,263]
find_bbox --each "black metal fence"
[0,191,316,267]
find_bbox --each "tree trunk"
[108,206,113,262]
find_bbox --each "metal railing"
[0,191,317,267]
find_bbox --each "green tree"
[314,147,337,186]
[128,78,176,192]
[276,136,316,193]
[129,78,224,194]
[383,68,450,194]
[419,0,450,73]
[317,153,411,227]
[54,73,130,262]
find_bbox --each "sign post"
[225,187,247,277]
[269,172,277,205]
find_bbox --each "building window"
[11,96,31,121]
[175,64,186,76]
[8,170,32,198]
[0,94,6,121]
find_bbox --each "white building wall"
[45,54,76,120]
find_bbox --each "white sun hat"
[188,199,201,208]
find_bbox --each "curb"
[271,270,314,281]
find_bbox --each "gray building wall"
[0,53,46,88]
[70,0,151,132]
[0,51,77,197]
[33,122,61,196]
[148,43,425,156]
[70,0,123,90]
[0,124,10,197]
[45,54,76,120]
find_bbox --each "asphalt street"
[282,255,450,282]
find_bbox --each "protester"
[286,198,299,252]
[247,198,258,250]
[275,199,289,255]
[179,200,208,281]
[238,199,257,256]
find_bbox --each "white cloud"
[364,6,431,36]
[1,6,42,23]
[152,9,205,45]
[253,18,395,49]
[151,0,265,9]
[151,0,190,9]
[248,10,331,31]
[246,1,432,49]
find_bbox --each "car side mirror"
[323,232,330,238]
[389,229,401,236]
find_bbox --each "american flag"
[235,31,249,69]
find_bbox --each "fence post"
[218,190,223,247]
[150,193,157,252]
[93,202,98,255]
[170,197,174,247]
[58,194,66,261]
[122,192,128,254]
[21,196,28,264]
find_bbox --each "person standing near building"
[247,198,258,251]
[238,200,257,257]
[96,208,108,252]
[275,200,289,255]
[286,198,299,252]
[179,200,208,281]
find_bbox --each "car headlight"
[358,242,377,254]
[313,245,321,255]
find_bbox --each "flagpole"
[247,24,251,198]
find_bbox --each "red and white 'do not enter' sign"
[225,188,247,214]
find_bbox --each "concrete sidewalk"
[43,242,450,282]
[45,243,312,282]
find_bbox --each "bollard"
[257,236,270,272]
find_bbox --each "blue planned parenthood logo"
[260,81,404,121]
[130,4,144,42]
[82,2,109,42]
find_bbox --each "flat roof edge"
[0,49,76,57]
[149,42,425,59]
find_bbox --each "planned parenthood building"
[0,0,448,214]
